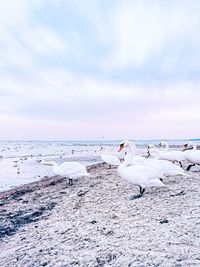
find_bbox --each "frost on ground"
[0,162,200,267]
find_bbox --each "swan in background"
[146,144,158,158]
[183,142,199,152]
[118,140,147,164]
[159,141,170,152]
[100,146,120,168]
[121,142,186,177]
[183,142,200,171]
[143,158,186,177]
[118,155,166,200]
[148,142,185,167]
[182,142,197,157]
[183,142,197,152]
[41,160,90,185]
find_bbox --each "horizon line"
[0,138,199,142]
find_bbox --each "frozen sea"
[0,139,199,191]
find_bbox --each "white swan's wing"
[59,162,89,178]
[119,165,165,188]
[122,165,165,180]
[146,159,185,175]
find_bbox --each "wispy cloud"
[0,0,200,139]
[102,0,200,71]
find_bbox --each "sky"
[0,0,200,140]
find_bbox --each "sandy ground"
[0,162,200,267]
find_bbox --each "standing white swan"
[41,160,90,185]
[144,158,186,177]
[183,142,200,171]
[118,155,166,200]
[148,142,185,167]
[160,141,185,167]
[100,146,120,168]
[120,141,186,177]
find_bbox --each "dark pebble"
[160,219,169,224]
[90,220,97,224]
[0,201,4,206]
[77,190,89,197]
[59,191,67,194]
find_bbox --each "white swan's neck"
[127,141,136,156]
[148,145,160,157]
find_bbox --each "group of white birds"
[102,140,200,199]
[40,140,200,200]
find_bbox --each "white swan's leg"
[186,163,195,171]
[129,186,145,200]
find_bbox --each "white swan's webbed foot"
[68,178,73,186]
[186,164,195,171]
[129,187,145,200]
[129,194,143,200]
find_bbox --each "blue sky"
[0,0,200,140]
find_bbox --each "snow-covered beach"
[0,141,200,266]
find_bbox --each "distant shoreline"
[0,138,199,142]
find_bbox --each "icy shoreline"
[1,161,200,266]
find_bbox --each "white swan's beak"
[158,143,162,148]
[118,143,124,152]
